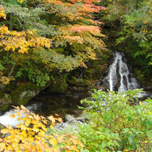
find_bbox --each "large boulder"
[47,77,68,94]
[10,82,49,105]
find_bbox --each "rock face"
[47,77,68,94]
[10,82,49,105]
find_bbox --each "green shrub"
[78,89,152,151]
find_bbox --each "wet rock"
[55,116,84,133]
[65,114,78,124]
[10,82,49,105]
[54,122,81,133]
[54,113,88,133]
[76,112,88,123]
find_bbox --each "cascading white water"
[0,103,40,127]
[103,52,139,92]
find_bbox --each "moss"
[1,104,10,112]
[67,79,90,87]
[0,123,5,138]
[10,82,46,105]
[0,93,11,112]
[3,81,17,94]
[47,77,68,94]
[54,48,64,53]
[0,123,5,130]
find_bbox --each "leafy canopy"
[0,0,107,86]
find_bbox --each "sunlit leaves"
[17,0,24,3]
[0,0,107,86]
[0,25,52,54]
[0,105,84,151]
[9,113,16,118]
[0,71,14,84]
[0,7,6,19]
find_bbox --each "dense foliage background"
[0,0,107,86]
[99,0,152,82]
[1,0,152,151]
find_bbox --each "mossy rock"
[0,93,11,112]
[0,123,5,130]
[0,123,6,138]
[67,79,90,87]
[10,82,49,105]
[47,77,68,94]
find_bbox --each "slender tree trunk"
[8,63,16,78]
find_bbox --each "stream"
[0,88,90,127]
[0,51,152,127]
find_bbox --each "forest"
[0,0,152,151]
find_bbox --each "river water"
[0,88,90,127]
[0,51,151,127]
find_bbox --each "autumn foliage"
[0,7,6,19]
[0,0,106,86]
[0,105,84,151]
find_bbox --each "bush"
[78,89,152,151]
[0,105,84,152]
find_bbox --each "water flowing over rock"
[103,52,139,92]
[0,103,41,127]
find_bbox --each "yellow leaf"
[0,143,5,151]
[56,117,62,122]
[49,137,58,146]
[32,126,39,133]
[33,114,40,121]
[5,45,11,51]
[1,129,9,136]
[19,124,27,130]
[9,113,16,118]
[7,145,13,150]
[41,124,47,131]
[48,115,55,123]
[17,117,22,121]
[4,150,10,152]
[50,125,54,129]
[18,0,24,3]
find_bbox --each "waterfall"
[103,52,139,92]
